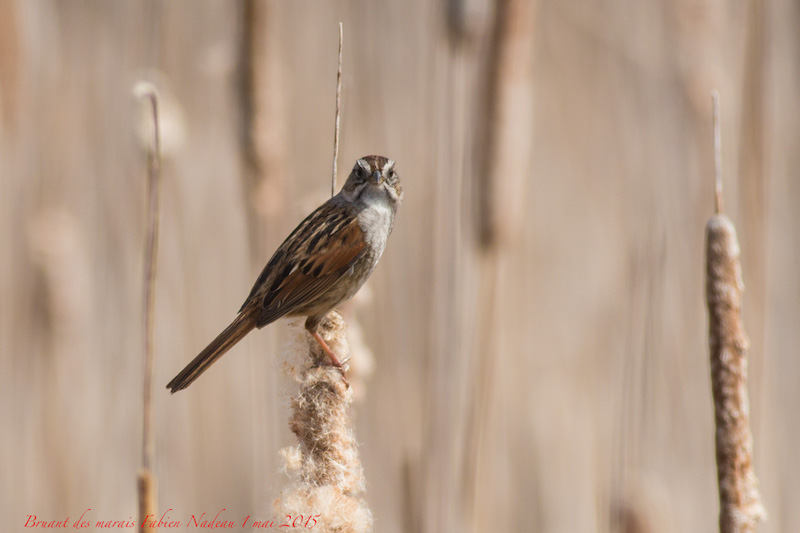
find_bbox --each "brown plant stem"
[331,23,343,198]
[135,81,161,533]
[705,92,765,533]
[138,469,158,533]
[238,0,289,247]
[475,0,536,248]
[712,91,723,215]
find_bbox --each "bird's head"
[341,155,403,208]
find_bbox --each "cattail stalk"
[135,81,161,533]
[331,23,343,198]
[475,0,536,248]
[275,312,372,532]
[705,91,765,533]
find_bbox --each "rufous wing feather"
[258,216,367,326]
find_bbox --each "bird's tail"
[166,310,257,393]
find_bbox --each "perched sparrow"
[167,155,402,393]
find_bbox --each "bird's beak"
[372,171,384,185]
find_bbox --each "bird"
[166,155,403,393]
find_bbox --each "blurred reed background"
[2,1,799,532]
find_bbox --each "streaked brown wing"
[256,213,366,326]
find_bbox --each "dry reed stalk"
[330,23,343,198]
[134,81,161,533]
[466,1,536,529]
[275,312,372,532]
[475,0,536,248]
[240,0,260,180]
[239,0,289,225]
[137,469,158,533]
[705,92,765,533]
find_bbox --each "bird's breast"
[357,196,395,255]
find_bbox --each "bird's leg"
[305,317,350,387]
[309,328,344,367]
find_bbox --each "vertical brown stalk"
[239,0,259,180]
[330,23,343,198]
[135,82,161,533]
[466,2,536,530]
[238,0,289,252]
[274,313,372,533]
[705,93,765,533]
[475,0,536,248]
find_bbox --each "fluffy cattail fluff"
[705,214,766,533]
[275,311,372,532]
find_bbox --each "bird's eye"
[355,161,370,181]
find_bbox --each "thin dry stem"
[331,23,343,198]
[134,81,161,533]
[138,469,158,533]
[712,91,723,215]
[275,312,372,532]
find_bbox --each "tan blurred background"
[2,1,798,531]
